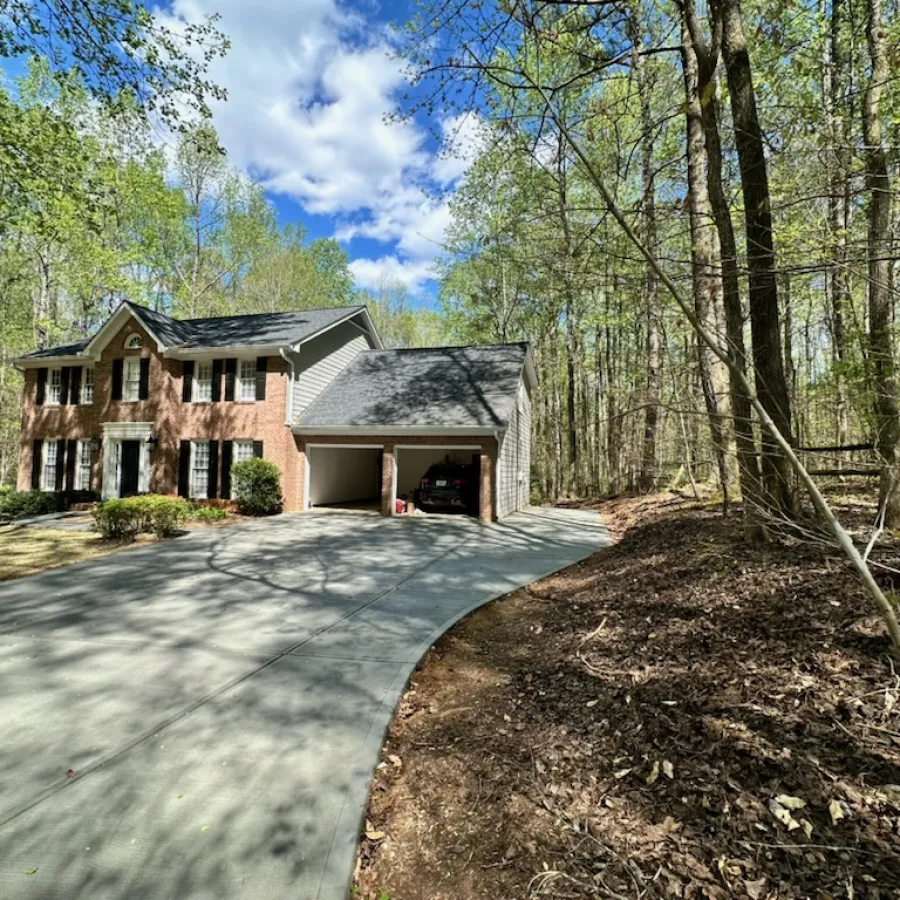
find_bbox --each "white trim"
[293,426,504,437]
[84,303,168,357]
[304,442,385,511]
[290,307,384,352]
[393,443,482,450]
[102,421,154,439]
[101,422,153,499]
[164,344,283,360]
[390,447,397,516]
[194,359,213,403]
[46,367,62,406]
[279,348,295,425]
[304,442,385,449]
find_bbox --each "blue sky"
[157,0,480,305]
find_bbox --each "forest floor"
[354,489,900,900]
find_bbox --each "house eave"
[292,425,506,438]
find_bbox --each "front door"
[119,440,141,497]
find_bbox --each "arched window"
[125,334,143,350]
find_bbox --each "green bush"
[92,495,189,540]
[0,490,60,520]
[231,458,282,516]
[189,503,229,522]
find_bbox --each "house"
[13,301,535,522]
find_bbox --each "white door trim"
[101,422,153,499]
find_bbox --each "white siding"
[497,377,532,518]
[291,320,371,422]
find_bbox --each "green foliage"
[92,495,189,540]
[189,504,229,522]
[231,458,283,516]
[0,490,59,520]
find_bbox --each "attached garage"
[305,445,382,509]
[294,343,537,522]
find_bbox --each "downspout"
[279,348,295,426]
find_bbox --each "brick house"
[14,302,535,522]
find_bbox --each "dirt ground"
[354,492,900,900]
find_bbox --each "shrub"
[92,495,189,540]
[231,458,282,516]
[189,504,229,522]
[0,490,60,520]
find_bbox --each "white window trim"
[42,440,58,492]
[47,368,62,406]
[233,440,255,464]
[76,440,92,491]
[190,440,210,500]
[236,358,257,403]
[194,360,213,403]
[125,334,143,350]
[81,367,94,405]
[122,357,141,403]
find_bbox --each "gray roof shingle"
[298,343,529,430]
[16,303,366,361]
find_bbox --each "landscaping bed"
[355,494,900,899]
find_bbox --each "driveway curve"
[0,507,608,900]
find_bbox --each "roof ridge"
[363,341,528,354]
[182,304,365,326]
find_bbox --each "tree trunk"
[679,0,764,535]
[632,9,662,492]
[680,19,733,509]
[863,0,900,524]
[713,0,796,519]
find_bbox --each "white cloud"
[162,0,471,290]
[349,255,437,292]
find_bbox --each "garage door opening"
[395,446,481,518]
[306,445,382,511]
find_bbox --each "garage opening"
[395,446,481,518]
[306,445,382,511]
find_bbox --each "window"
[237,359,257,401]
[48,368,62,405]
[125,334,143,350]
[234,440,255,464]
[191,441,210,499]
[123,357,141,402]
[76,440,92,491]
[195,360,213,402]
[82,368,94,404]
[42,441,58,491]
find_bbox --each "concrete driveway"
[0,507,608,900]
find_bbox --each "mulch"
[354,493,900,900]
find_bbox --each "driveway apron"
[0,507,608,899]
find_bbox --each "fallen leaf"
[646,761,660,785]
[745,878,766,899]
[365,830,385,841]
[586,699,599,708]
[800,818,813,839]
[200,825,209,832]
[614,768,632,780]
[768,798,800,831]
[662,760,674,779]
[775,794,806,810]
[24,867,37,876]
[829,799,846,825]
[387,754,402,768]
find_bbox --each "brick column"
[381,444,395,517]
[479,450,495,524]
[292,437,307,512]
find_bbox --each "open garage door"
[395,446,481,517]
[306,445,382,510]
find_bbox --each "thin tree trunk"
[863,0,900,524]
[713,0,796,519]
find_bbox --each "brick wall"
[18,315,304,509]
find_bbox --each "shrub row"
[93,495,190,540]
[0,489,97,521]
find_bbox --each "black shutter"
[211,359,223,402]
[255,357,267,401]
[207,440,219,500]
[70,366,82,405]
[138,357,150,400]
[31,440,42,489]
[178,440,191,498]
[220,440,233,500]
[35,368,47,406]
[224,359,236,401]
[182,360,194,402]
[60,367,71,406]
[111,359,123,401]
[253,441,264,459]
[54,440,65,492]
[65,439,77,491]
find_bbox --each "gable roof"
[297,343,531,431]
[14,302,375,363]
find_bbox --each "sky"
[159,0,478,303]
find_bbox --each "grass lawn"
[0,525,134,581]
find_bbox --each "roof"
[297,343,530,430]
[15,303,370,362]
